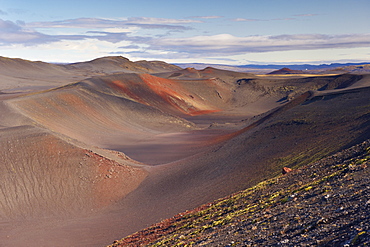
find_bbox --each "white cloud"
[232,18,262,22]
[26,17,197,30]
[1,15,369,64]
[146,33,370,55]
[126,17,201,24]
[102,27,139,33]
[272,18,296,21]
[118,45,141,49]
[232,13,318,22]
[0,39,128,62]
[0,19,48,44]
[190,16,223,19]
[0,18,152,45]
[294,14,319,17]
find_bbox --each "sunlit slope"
[0,56,85,92]
[7,73,230,164]
[8,80,196,149]
[82,73,227,116]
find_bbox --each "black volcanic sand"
[0,59,370,247]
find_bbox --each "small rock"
[282,167,293,174]
[335,206,344,212]
[280,239,289,244]
[323,194,330,200]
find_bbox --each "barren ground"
[0,57,369,246]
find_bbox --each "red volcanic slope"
[0,126,148,246]
[0,55,182,93]
[0,125,147,215]
[1,58,370,246]
[103,73,223,116]
[8,73,230,165]
[8,82,195,145]
[140,73,220,116]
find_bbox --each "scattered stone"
[282,167,293,174]
[110,140,370,247]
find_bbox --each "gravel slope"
[110,139,370,246]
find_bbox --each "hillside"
[267,67,304,75]
[0,125,147,219]
[0,56,85,92]
[0,56,370,246]
[110,139,370,246]
[0,56,180,93]
[65,56,181,75]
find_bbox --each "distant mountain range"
[175,62,370,73]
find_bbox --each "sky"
[0,0,369,65]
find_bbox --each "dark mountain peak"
[88,56,131,64]
[185,67,197,71]
[268,67,303,74]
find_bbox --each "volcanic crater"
[0,56,370,246]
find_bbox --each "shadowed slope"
[111,139,370,246]
[0,125,147,246]
[268,67,304,74]
[157,68,364,117]
[0,126,147,218]
[100,84,370,245]
[155,67,255,81]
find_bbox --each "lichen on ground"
[109,140,370,247]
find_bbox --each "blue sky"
[0,0,369,64]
